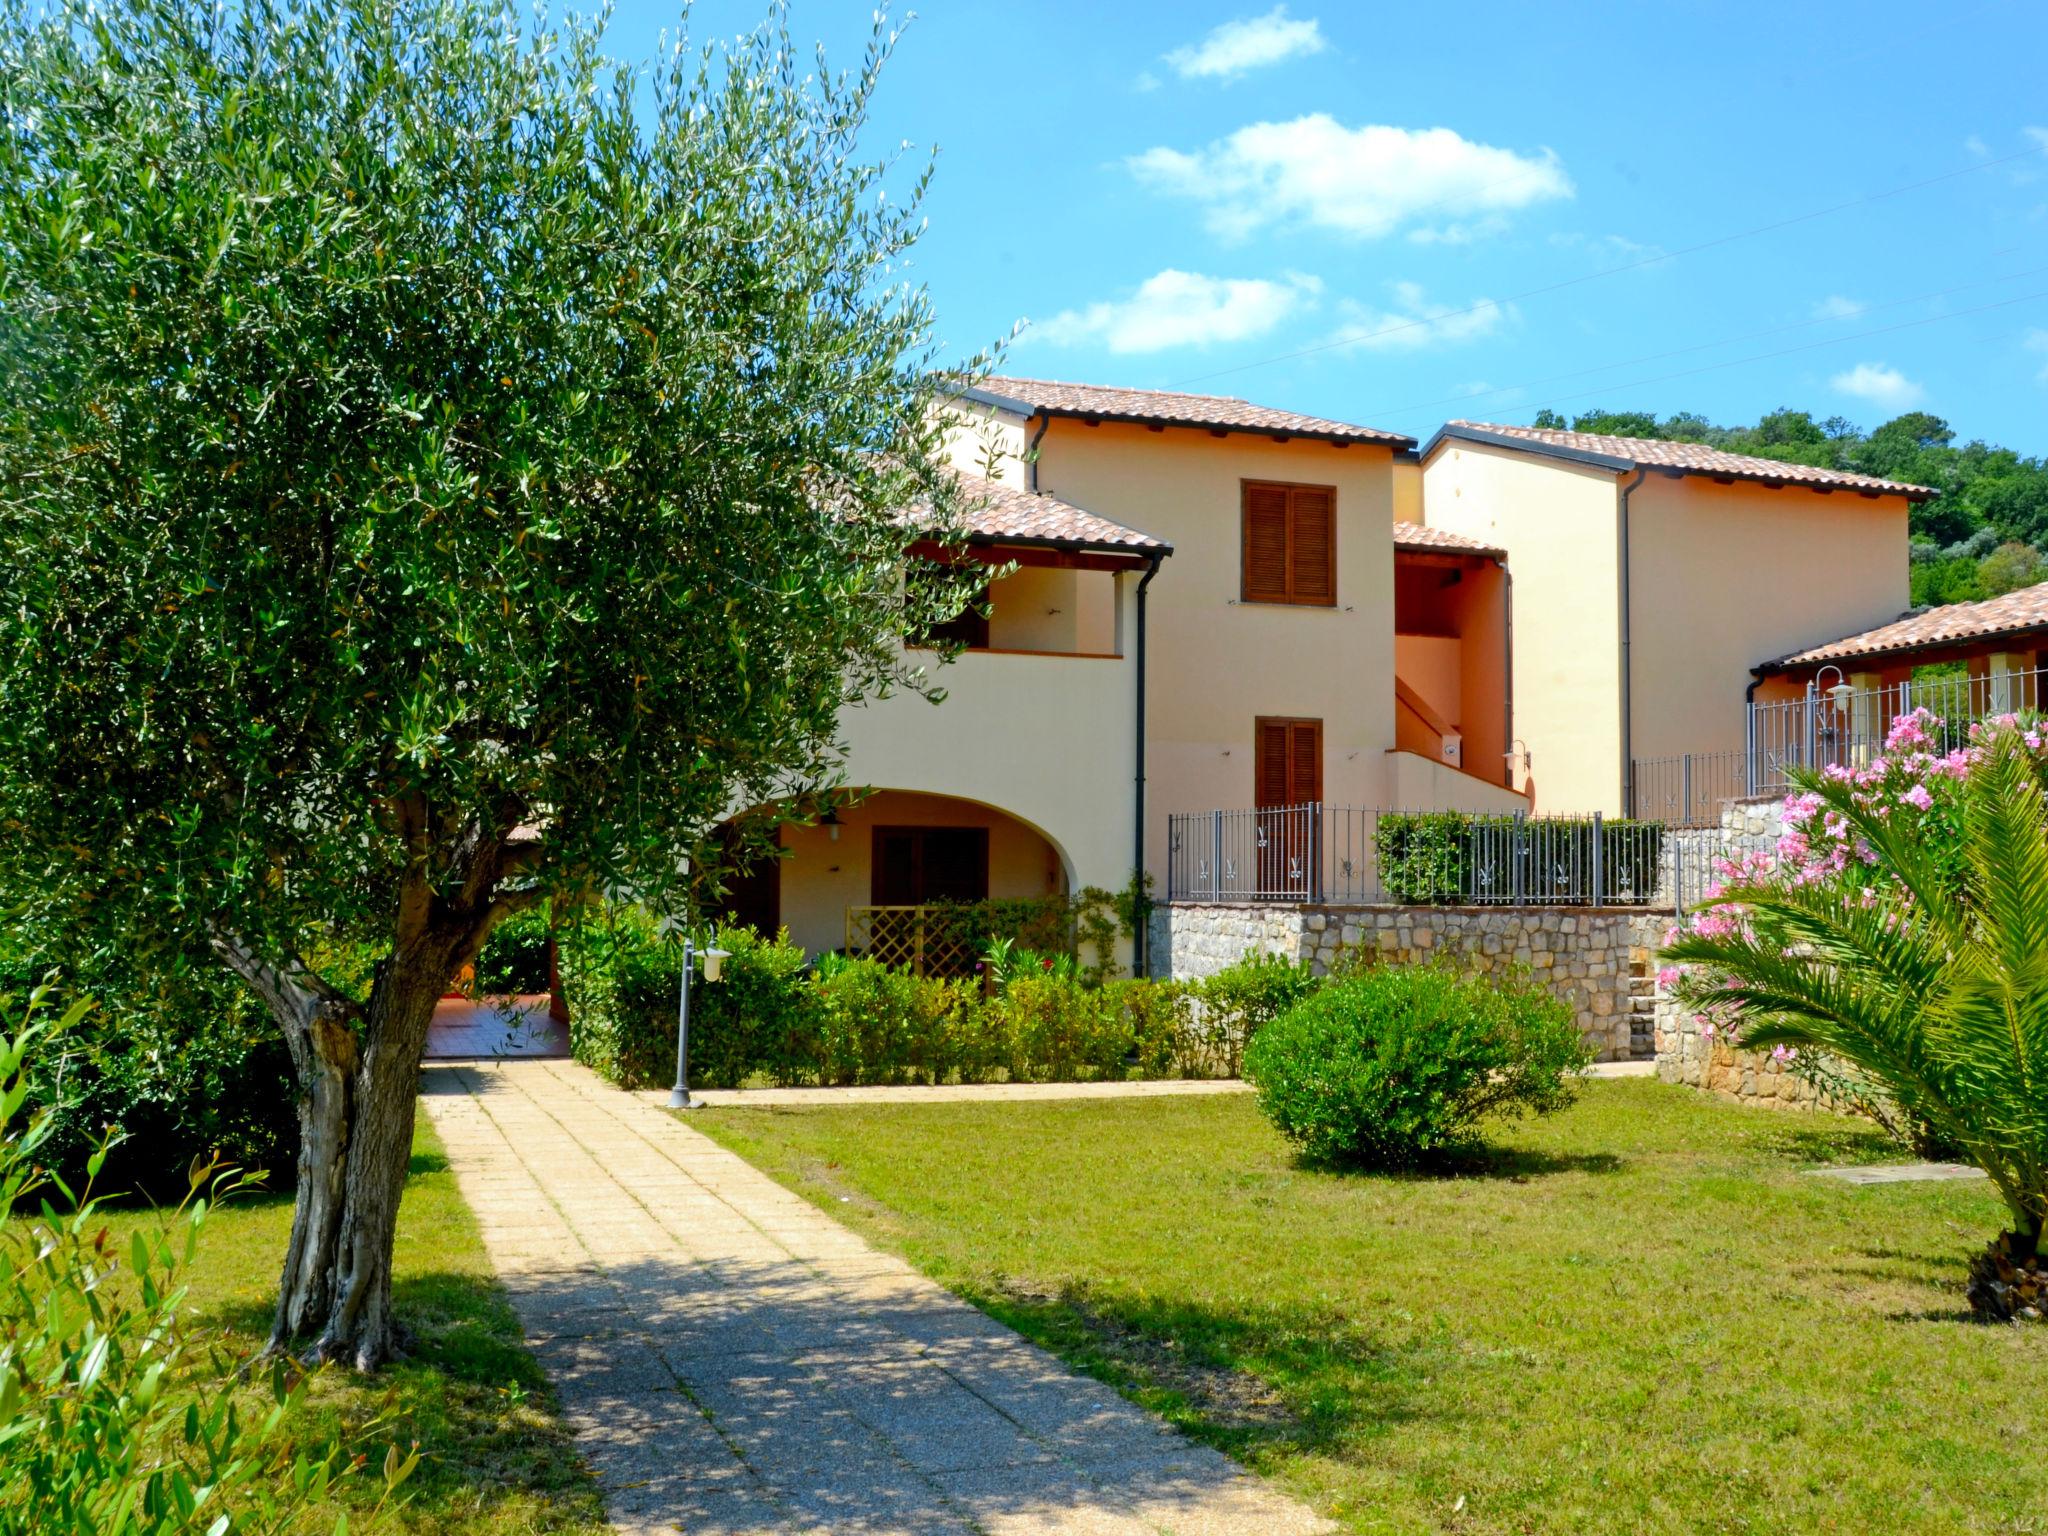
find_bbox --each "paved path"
[422,1058,1332,1536]
[658,1079,1252,1109]
[425,994,568,1060]
[1808,1160,1987,1185]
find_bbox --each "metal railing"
[1166,804,1670,908]
[1633,663,2048,826]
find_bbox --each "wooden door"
[1254,717,1321,896]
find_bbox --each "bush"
[1193,952,1319,1075]
[472,906,553,996]
[0,992,409,1533]
[1,936,297,1200]
[1243,964,1591,1168]
[556,906,680,1090]
[1375,813,1665,904]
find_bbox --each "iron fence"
[1633,663,2048,826]
[1166,804,1673,908]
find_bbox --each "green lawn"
[695,1080,2048,1535]
[93,1119,607,1536]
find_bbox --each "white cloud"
[1830,362,1926,411]
[2028,127,2048,152]
[1129,116,1572,241]
[1165,7,1325,81]
[1134,69,1161,93]
[1812,294,1866,321]
[1966,133,1992,158]
[1029,269,1320,354]
[2025,328,2048,383]
[1327,282,1512,353]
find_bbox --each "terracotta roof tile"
[1392,521,1503,558]
[965,376,1414,447]
[940,471,1170,555]
[1440,421,1938,499]
[1766,581,2048,670]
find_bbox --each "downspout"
[1133,552,1165,977]
[1503,567,1516,794]
[1025,412,1051,494]
[1617,467,1647,818]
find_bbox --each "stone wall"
[1651,794,1829,1109]
[1151,901,1665,1062]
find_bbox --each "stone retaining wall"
[1651,795,1830,1109]
[1150,901,1665,1062]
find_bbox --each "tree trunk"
[306,950,448,1369]
[220,929,462,1369]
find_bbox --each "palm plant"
[1664,727,2048,1318]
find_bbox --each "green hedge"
[1375,813,1664,905]
[558,909,1308,1089]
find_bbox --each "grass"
[694,1079,2048,1535]
[90,1119,607,1536]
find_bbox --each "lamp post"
[667,936,730,1111]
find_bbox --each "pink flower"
[1902,783,1934,811]
[1657,966,1680,987]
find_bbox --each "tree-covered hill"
[1528,406,2048,607]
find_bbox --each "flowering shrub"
[1661,715,2048,1316]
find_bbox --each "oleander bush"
[1243,962,1591,1168]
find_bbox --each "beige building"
[1417,422,1932,817]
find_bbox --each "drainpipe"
[1502,567,1516,793]
[1133,552,1165,977]
[1025,413,1051,493]
[1617,467,1647,818]
[1743,673,1764,798]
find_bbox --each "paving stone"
[421,1057,1331,1535]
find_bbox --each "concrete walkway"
[422,1058,1332,1536]
[656,1079,1252,1109]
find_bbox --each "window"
[1254,716,1323,808]
[1241,481,1336,607]
[871,826,990,905]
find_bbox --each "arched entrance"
[719,789,1073,960]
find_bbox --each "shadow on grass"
[1292,1144,1625,1182]
[971,1276,1447,1466]
[198,1268,602,1527]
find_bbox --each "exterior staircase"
[1627,956,1658,1061]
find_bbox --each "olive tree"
[0,0,981,1366]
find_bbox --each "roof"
[1425,421,1938,500]
[960,376,1415,449]
[942,470,1171,556]
[1392,521,1503,559]
[1761,581,2048,672]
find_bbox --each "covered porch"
[1391,522,1513,793]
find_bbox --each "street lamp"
[1816,664,1855,712]
[667,936,731,1111]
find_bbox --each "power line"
[1168,144,2047,389]
[1357,256,2048,421]
[1446,285,2048,426]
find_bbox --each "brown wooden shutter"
[1242,482,1336,605]
[1255,716,1322,807]
[1290,718,1323,803]
[1255,718,1293,807]
[1242,484,1290,602]
[1289,488,1334,604]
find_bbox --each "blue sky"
[611,1,2048,454]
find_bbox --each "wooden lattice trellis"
[844,906,978,977]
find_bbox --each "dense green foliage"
[0,995,409,1535]
[1665,728,2048,1283]
[0,0,990,1356]
[0,938,297,1199]
[557,917,1323,1088]
[1243,964,1590,1166]
[1374,812,1664,904]
[1532,406,2048,604]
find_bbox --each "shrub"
[1193,952,1320,1075]
[811,960,983,1086]
[686,926,818,1088]
[556,906,681,1089]
[1243,964,1591,1168]
[1375,813,1665,904]
[472,906,553,996]
[1,935,297,1199]
[0,991,411,1533]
